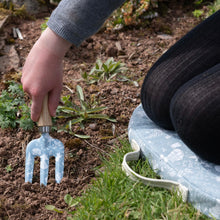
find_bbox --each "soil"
[0,2,203,219]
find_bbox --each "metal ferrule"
[39,126,51,133]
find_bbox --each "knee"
[141,71,175,130]
[170,85,220,164]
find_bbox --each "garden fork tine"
[25,94,64,186]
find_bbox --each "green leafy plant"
[5,164,13,173]
[45,205,63,214]
[193,0,220,19]
[41,17,49,32]
[192,9,204,18]
[45,194,80,217]
[81,57,127,84]
[0,81,33,130]
[119,0,151,26]
[194,0,203,6]
[105,0,159,30]
[0,2,34,19]
[56,85,116,135]
[207,0,220,16]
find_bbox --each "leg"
[170,64,220,164]
[141,10,220,129]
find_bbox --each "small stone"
[89,123,98,131]
[110,88,118,95]
[76,149,83,156]
[5,198,14,207]
[0,148,7,156]
[41,197,47,202]
[94,42,102,50]
[157,34,173,40]
[61,177,69,183]
[32,182,39,190]
[87,43,93,50]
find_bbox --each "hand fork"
[25,95,64,186]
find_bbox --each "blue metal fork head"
[25,133,64,186]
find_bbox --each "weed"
[5,164,13,172]
[192,0,220,19]
[0,81,34,130]
[41,17,49,32]
[56,85,116,136]
[192,9,204,18]
[207,0,220,16]
[81,57,127,84]
[194,0,204,6]
[0,2,34,20]
[106,0,158,30]
[45,205,64,214]
[13,5,33,19]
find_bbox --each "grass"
[47,139,212,220]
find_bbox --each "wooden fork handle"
[37,94,52,127]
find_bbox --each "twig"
[4,204,10,219]
[107,130,128,145]
[64,85,74,94]
[115,41,122,51]
[83,140,110,156]
[15,28,23,40]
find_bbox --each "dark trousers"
[141,10,220,164]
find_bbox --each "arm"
[47,0,126,46]
[21,27,71,122]
[22,0,125,122]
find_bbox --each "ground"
[0,2,201,219]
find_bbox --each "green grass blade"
[74,133,90,139]
[86,106,107,113]
[87,114,116,122]
[69,117,84,125]
[76,85,84,101]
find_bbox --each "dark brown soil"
[0,3,203,219]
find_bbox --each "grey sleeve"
[47,0,125,46]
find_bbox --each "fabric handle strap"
[122,139,189,202]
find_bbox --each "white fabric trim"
[122,139,189,202]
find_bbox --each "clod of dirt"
[106,46,118,57]
[65,138,83,149]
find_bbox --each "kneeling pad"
[123,104,220,219]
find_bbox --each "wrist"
[36,27,71,59]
